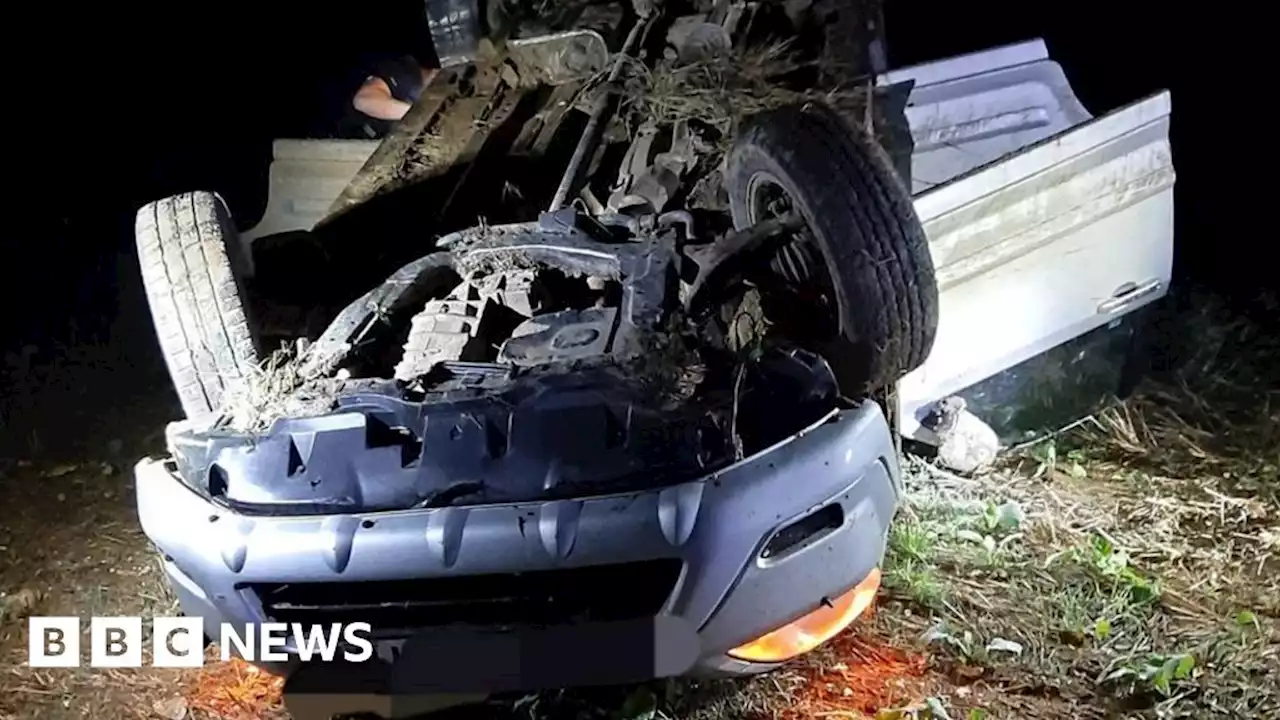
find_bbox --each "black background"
[5,0,435,352]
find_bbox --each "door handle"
[1097,279,1162,315]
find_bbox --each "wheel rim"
[742,171,841,345]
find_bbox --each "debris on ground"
[0,587,42,627]
[923,397,1001,475]
[185,655,285,720]
[42,463,80,478]
[779,631,934,719]
[152,694,188,720]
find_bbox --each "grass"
[869,452,1278,719]
[854,291,1280,720]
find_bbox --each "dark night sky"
[1,2,1238,373]
[6,1,435,351]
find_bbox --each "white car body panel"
[880,40,1176,441]
[240,139,379,262]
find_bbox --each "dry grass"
[219,343,358,434]
[1080,294,1279,498]
[855,292,1280,720]
[219,345,311,433]
[0,389,189,719]
[184,656,285,720]
[617,41,871,140]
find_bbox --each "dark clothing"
[331,54,430,139]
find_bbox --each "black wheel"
[135,191,261,418]
[725,102,938,395]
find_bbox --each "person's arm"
[352,76,412,121]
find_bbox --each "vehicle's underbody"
[154,0,932,515]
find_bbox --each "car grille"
[246,559,683,634]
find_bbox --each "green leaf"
[1069,462,1088,478]
[1127,575,1160,604]
[1236,610,1258,628]
[1092,618,1111,641]
[1173,654,1195,680]
[967,710,989,720]
[981,503,1000,532]
[1152,657,1184,696]
[1033,442,1057,465]
[1091,534,1114,559]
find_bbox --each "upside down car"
[131,0,1176,707]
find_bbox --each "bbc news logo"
[28,617,374,667]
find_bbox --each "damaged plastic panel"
[173,366,718,513]
[172,207,848,514]
[173,355,841,514]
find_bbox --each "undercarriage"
[139,0,937,514]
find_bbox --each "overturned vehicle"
[132,0,1175,691]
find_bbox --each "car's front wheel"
[725,102,939,396]
[135,191,261,418]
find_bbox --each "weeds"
[865,293,1280,719]
[1101,652,1196,699]
[884,516,945,610]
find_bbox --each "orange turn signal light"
[727,567,881,663]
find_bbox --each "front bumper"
[136,399,900,683]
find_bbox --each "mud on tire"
[135,191,261,418]
[726,102,939,395]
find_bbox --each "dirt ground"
[1,290,1276,720]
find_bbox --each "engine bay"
[178,203,855,513]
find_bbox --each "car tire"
[725,101,939,395]
[135,191,261,418]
